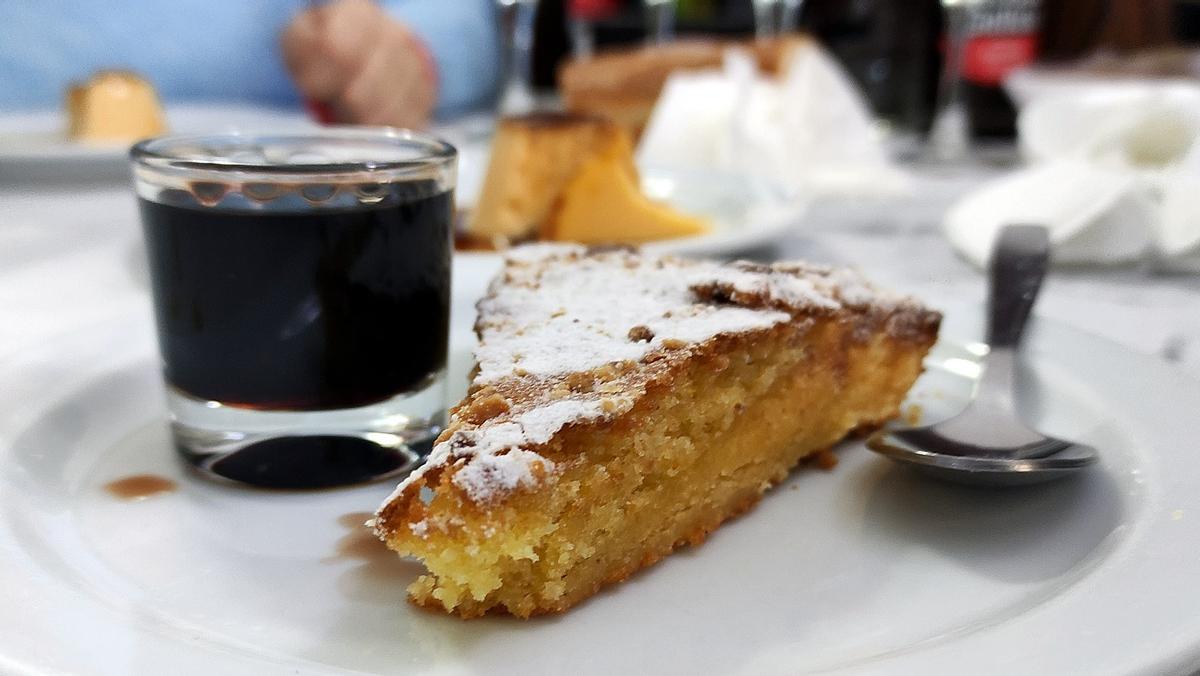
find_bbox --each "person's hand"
[282,0,436,128]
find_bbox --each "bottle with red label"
[961,0,1041,138]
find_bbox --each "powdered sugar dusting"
[517,398,611,443]
[374,396,610,515]
[376,245,923,515]
[452,449,555,503]
[473,248,808,384]
[501,241,587,264]
[699,265,841,310]
[809,264,906,307]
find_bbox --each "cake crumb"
[806,449,838,470]
[461,392,512,424]
[628,325,655,342]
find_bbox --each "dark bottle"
[803,0,944,135]
[961,0,1042,138]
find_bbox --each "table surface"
[3,149,1199,382]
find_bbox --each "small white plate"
[451,166,802,304]
[636,164,803,257]
[452,165,801,303]
[0,104,316,181]
[2,290,1199,674]
[450,126,804,264]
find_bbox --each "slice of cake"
[66,70,167,143]
[373,245,940,618]
[467,112,708,247]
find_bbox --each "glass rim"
[129,126,456,178]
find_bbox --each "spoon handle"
[987,225,1050,349]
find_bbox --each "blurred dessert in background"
[466,112,708,248]
[558,35,809,138]
[543,121,708,243]
[469,113,627,242]
[66,70,167,143]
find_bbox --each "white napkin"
[1158,159,1200,272]
[944,161,1152,267]
[637,41,907,200]
[632,69,740,171]
[1018,83,1200,166]
[944,82,1200,269]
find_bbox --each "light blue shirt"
[0,0,501,118]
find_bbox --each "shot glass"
[130,129,456,489]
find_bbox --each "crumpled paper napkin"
[637,39,908,201]
[945,82,1200,271]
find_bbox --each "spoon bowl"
[868,225,1099,486]
[868,429,1098,487]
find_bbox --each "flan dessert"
[559,35,810,138]
[468,113,624,243]
[66,70,167,143]
[544,124,708,244]
[467,112,708,246]
[373,245,940,618]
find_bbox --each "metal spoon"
[868,225,1098,486]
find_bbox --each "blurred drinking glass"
[567,0,620,59]
[131,130,457,489]
[567,1,595,59]
[644,0,676,45]
[753,0,804,38]
[496,0,539,114]
[927,0,977,162]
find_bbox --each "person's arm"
[283,0,500,125]
[382,0,501,117]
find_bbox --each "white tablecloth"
[3,161,1199,380]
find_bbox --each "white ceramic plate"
[2,283,1200,674]
[0,104,317,181]
[635,164,803,257]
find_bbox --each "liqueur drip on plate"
[103,474,177,500]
